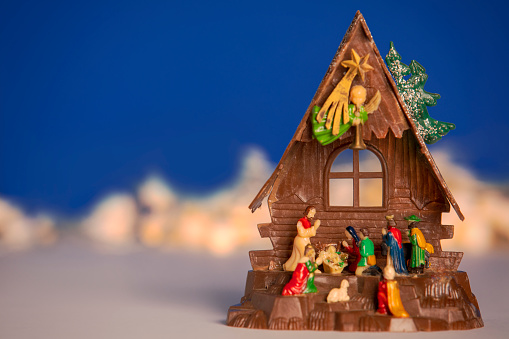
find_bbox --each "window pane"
[359,150,381,172]
[331,149,353,172]
[329,179,353,206]
[359,179,383,206]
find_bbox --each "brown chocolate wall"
[266,130,449,256]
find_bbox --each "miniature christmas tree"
[385,42,455,144]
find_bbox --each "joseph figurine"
[283,206,321,271]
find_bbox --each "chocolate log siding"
[266,130,449,256]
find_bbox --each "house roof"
[249,11,464,221]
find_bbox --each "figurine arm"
[359,245,366,257]
[342,241,354,255]
[317,251,326,264]
[411,228,427,249]
[359,242,370,257]
[409,232,418,246]
[313,219,321,229]
[297,220,319,237]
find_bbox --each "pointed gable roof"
[249,11,464,221]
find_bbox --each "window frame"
[324,144,388,211]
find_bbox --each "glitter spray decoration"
[385,42,455,144]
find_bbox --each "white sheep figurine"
[327,279,350,303]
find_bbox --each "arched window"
[325,146,387,209]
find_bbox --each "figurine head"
[326,245,337,254]
[304,206,317,219]
[385,215,396,227]
[383,248,396,280]
[350,85,367,106]
[340,279,349,289]
[304,244,316,259]
[346,226,360,243]
[404,215,421,228]
[359,228,369,240]
[383,261,396,280]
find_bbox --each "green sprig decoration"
[385,42,455,144]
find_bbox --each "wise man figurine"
[283,206,321,271]
[377,249,410,317]
[382,215,408,275]
[405,215,434,274]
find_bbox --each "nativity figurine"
[405,215,434,274]
[283,206,321,271]
[318,245,348,274]
[282,244,322,296]
[356,228,375,276]
[377,250,410,317]
[342,226,361,274]
[382,215,408,275]
[327,279,350,303]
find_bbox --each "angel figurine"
[312,85,380,146]
[311,49,381,146]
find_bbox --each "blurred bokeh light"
[1,146,508,256]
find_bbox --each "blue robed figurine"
[382,215,408,275]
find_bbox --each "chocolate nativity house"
[227,12,483,332]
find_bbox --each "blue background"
[0,0,507,215]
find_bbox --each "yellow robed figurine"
[406,215,434,274]
[377,249,410,317]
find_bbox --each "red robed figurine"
[377,250,409,317]
[342,226,361,273]
[282,245,321,296]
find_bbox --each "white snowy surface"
[0,240,507,339]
